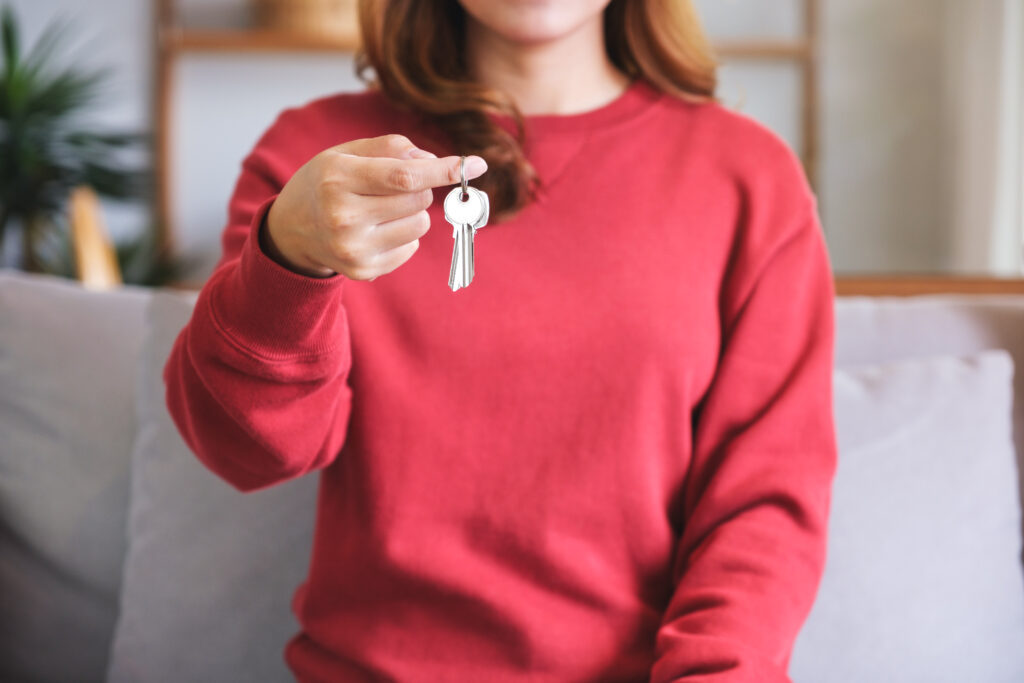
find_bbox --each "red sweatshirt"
[164,77,837,683]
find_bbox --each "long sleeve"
[162,110,354,493]
[649,163,838,680]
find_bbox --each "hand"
[263,134,487,280]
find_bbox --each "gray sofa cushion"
[106,289,318,683]
[0,269,151,682]
[790,349,1024,682]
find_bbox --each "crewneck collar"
[488,77,664,137]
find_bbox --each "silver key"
[443,157,489,292]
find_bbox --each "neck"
[464,14,631,116]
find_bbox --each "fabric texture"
[791,349,1024,682]
[162,77,838,682]
[0,269,150,682]
[106,289,318,683]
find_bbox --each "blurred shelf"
[835,275,1024,296]
[162,27,360,53]
[714,40,810,60]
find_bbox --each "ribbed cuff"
[209,193,348,361]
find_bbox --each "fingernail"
[407,147,436,159]
[465,155,487,176]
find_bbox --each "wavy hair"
[355,0,718,222]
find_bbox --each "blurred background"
[1,0,1022,284]
[3,5,1024,682]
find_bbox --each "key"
[445,186,488,290]
[443,157,490,292]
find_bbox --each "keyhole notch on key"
[460,191,469,202]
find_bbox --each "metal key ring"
[459,156,468,201]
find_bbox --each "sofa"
[1,267,1022,683]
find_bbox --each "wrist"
[259,201,336,279]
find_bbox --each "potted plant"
[0,4,195,285]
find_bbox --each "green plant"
[0,4,191,285]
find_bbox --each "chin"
[458,0,611,45]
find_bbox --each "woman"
[164,0,838,680]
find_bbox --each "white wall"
[944,0,1024,275]
[817,0,951,273]
[9,0,1019,279]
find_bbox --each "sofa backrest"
[2,269,1023,683]
[0,268,153,681]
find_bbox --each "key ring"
[460,155,468,201]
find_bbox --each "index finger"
[339,153,488,195]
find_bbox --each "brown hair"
[355,0,718,222]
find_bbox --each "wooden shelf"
[714,40,811,61]
[835,275,1024,297]
[163,27,360,53]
